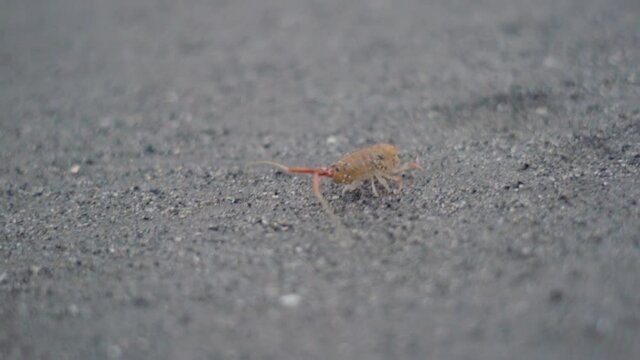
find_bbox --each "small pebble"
[535,107,548,116]
[106,344,122,359]
[595,317,612,334]
[166,91,179,103]
[326,135,338,145]
[543,56,560,68]
[279,293,301,307]
[548,289,564,303]
[68,303,80,316]
[70,164,81,174]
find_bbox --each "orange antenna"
[248,161,331,177]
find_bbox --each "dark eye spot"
[377,154,385,160]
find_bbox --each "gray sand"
[1,0,639,359]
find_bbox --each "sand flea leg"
[376,175,391,192]
[312,172,334,217]
[393,162,423,174]
[387,162,423,191]
[382,174,403,190]
[370,178,379,197]
[341,182,361,195]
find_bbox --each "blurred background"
[1,0,639,359]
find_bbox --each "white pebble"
[535,107,548,116]
[326,135,338,145]
[107,344,122,359]
[68,303,79,316]
[279,293,301,307]
[543,56,560,68]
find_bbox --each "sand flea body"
[249,143,422,216]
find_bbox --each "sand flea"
[249,143,422,216]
